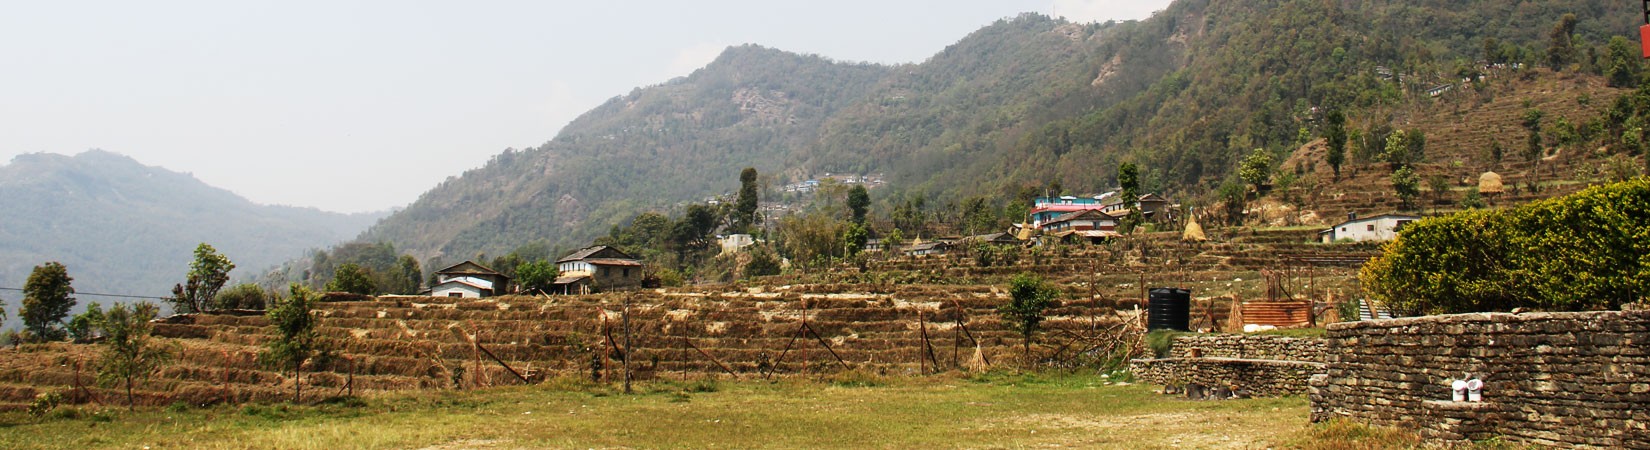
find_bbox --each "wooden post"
[919,311,927,375]
[622,296,633,394]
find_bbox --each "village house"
[1038,209,1119,234]
[1318,213,1420,243]
[902,240,955,257]
[962,232,1021,246]
[1027,192,1172,228]
[428,261,510,298]
[862,238,885,253]
[552,245,645,295]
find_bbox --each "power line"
[0,287,171,301]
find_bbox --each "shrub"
[1361,178,1650,315]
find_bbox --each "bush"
[1361,178,1650,315]
[28,390,63,418]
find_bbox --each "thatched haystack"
[1183,216,1208,242]
[1479,171,1504,195]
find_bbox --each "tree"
[515,260,559,295]
[1522,109,1545,172]
[261,285,331,403]
[744,248,782,278]
[959,196,998,235]
[66,302,104,343]
[846,184,870,225]
[325,263,376,295]
[1117,162,1145,234]
[216,283,271,310]
[1545,14,1577,71]
[1325,110,1348,180]
[842,222,869,257]
[1382,129,1410,169]
[21,262,75,342]
[96,302,170,410]
[1238,148,1273,199]
[1392,166,1421,210]
[1426,173,1452,205]
[1605,36,1642,88]
[171,243,235,314]
[998,273,1059,358]
[734,167,760,233]
[387,255,423,295]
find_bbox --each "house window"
[623,268,630,278]
[1367,224,1375,232]
[448,292,463,298]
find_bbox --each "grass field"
[0,372,1418,449]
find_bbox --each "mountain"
[343,0,1642,270]
[0,150,383,321]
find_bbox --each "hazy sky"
[0,0,1172,213]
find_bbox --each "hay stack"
[1183,215,1208,242]
[1479,171,1504,195]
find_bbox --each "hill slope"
[0,150,382,317]
[347,0,1642,268]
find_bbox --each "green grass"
[2,373,1325,449]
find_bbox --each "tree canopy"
[21,262,75,342]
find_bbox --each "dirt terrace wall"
[1168,334,1327,362]
[1309,310,1650,448]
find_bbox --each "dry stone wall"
[1310,310,1650,448]
[1131,333,1328,396]
[1168,334,1327,361]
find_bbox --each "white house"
[1319,213,1421,243]
[429,261,510,298]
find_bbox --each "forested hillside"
[0,151,382,322]
[342,0,1643,271]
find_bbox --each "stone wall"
[1310,310,1650,448]
[1167,333,1327,362]
[1131,357,1324,397]
[1131,333,1329,397]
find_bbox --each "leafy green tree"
[959,196,999,235]
[734,167,760,233]
[171,243,235,314]
[999,273,1059,358]
[22,262,75,342]
[1217,180,1248,225]
[842,222,869,257]
[1117,162,1145,234]
[1544,13,1577,71]
[1392,166,1421,210]
[515,260,559,295]
[1522,109,1545,169]
[324,264,376,295]
[846,184,870,225]
[66,302,104,343]
[96,302,170,410]
[1426,174,1452,205]
[260,285,331,403]
[386,255,423,295]
[216,283,271,310]
[1605,36,1642,88]
[1324,110,1348,180]
[1238,148,1273,199]
[744,248,782,278]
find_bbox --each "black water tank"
[1147,287,1191,331]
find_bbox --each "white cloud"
[664,43,727,79]
[1052,0,1173,23]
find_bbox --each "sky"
[0,0,1173,214]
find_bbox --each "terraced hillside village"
[1,226,1365,409]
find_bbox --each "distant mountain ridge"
[0,150,383,322]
